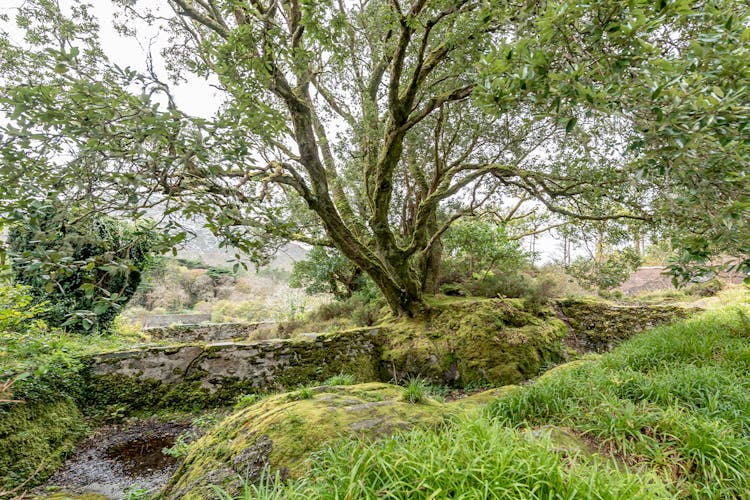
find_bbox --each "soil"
[35,419,194,499]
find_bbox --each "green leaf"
[565,117,577,134]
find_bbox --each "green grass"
[240,418,668,499]
[323,373,356,386]
[401,377,429,404]
[222,300,750,499]
[488,305,750,498]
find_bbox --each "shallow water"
[37,419,191,500]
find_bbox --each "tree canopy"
[0,0,747,316]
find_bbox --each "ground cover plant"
[227,294,750,499]
[0,283,174,491]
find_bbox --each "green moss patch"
[0,398,85,491]
[82,329,382,415]
[161,382,490,499]
[380,298,567,386]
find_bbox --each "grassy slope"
[246,290,750,499]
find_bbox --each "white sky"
[2,0,222,118]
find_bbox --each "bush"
[210,299,264,323]
[441,219,530,282]
[566,248,641,292]
[440,270,561,311]
[0,284,47,334]
[290,246,374,300]
[8,202,155,332]
[307,294,385,327]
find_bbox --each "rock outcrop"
[161,382,477,499]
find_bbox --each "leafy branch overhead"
[1,0,747,315]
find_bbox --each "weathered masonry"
[83,300,695,411]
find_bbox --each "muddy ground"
[34,419,195,500]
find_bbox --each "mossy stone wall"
[0,398,85,491]
[83,299,696,407]
[557,299,696,352]
[145,321,274,343]
[84,328,382,412]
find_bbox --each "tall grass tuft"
[401,377,428,404]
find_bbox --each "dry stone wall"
[145,322,275,343]
[83,300,696,411]
[84,329,382,411]
[556,299,696,352]
[138,313,212,328]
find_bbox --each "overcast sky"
[2,0,222,118]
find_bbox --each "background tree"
[290,246,373,301]
[566,248,642,292]
[441,218,529,282]
[1,0,745,316]
[7,200,155,332]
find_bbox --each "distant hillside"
[176,228,308,272]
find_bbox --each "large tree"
[0,0,745,316]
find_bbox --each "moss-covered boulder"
[0,398,85,491]
[162,383,459,499]
[380,298,567,386]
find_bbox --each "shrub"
[0,284,46,333]
[441,218,530,282]
[290,246,374,300]
[306,294,385,327]
[7,202,155,332]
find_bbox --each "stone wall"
[556,299,696,352]
[84,329,382,411]
[145,322,275,343]
[83,299,697,411]
[137,313,212,328]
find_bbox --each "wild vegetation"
[7,202,155,332]
[1,0,747,316]
[223,300,750,499]
[0,0,748,498]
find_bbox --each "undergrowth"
[221,301,749,499]
[487,305,750,498]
